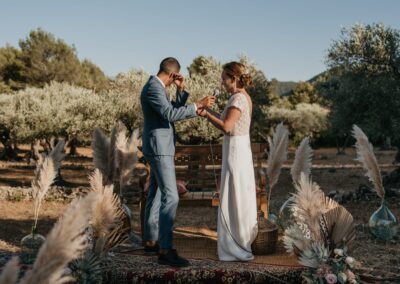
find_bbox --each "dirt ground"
[0,146,399,281]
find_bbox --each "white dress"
[217,93,258,261]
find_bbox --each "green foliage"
[269,78,298,96]
[0,45,24,91]
[175,56,225,144]
[109,69,149,132]
[325,23,400,146]
[288,81,327,106]
[0,68,148,147]
[263,103,329,144]
[0,81,139,144]
[18,28,82,88]
[0,28,110,92]
[327,23,400,78]
[79,60,110,92]
[262,79,329,144]
[70,251,103,284]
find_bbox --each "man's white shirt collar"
[155,75,165,88]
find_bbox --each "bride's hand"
[196,108,208,117]
[195,96,216,109]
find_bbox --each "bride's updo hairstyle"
[222,62,253,89]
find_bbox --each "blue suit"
[140,75,196,249]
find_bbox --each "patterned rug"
[105,227,304,283]
[102,254,304,284]
[123,227,302,267]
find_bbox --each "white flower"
[345,256,355,267]
[338,272,347,282]
[334,248,344,256]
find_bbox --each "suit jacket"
[140,75,197,156]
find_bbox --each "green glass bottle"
[369,199,398,240]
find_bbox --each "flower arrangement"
[301,244,360,284]
[283,173,360,283]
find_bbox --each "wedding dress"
[217,92,258,261]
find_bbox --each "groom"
[140,57,215,267]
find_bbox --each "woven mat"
[125,226,302,268]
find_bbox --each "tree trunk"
[336,135,348,155]
[52,168,69,187]
[40,139,50,154]
[0,130,19,160]
[0,144,18,160]
[341,134,350,154]
[67,137,78,156]
[25,140,42,165]
[13,142,20,152]
[382,136,392,150]
[0,137,19,160]
[394,147,400,165]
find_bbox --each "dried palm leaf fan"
[278,136,313,230]
[252,123,289,254]
[283,174,354,257]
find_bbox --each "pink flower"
[316,267,325,277]
[325,273,337,284]
[316,264,332,277]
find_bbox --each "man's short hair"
[159,57,181,74]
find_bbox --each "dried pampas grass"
[92,128,111,184]
[115,126,139,194]
[290,137,313,184]
[0,256,19,284]
[267,122,289,190]
[20,192,96,284]
[264,122,289,218]
[32,140,65,230]
[92,122,140,191]
[89,169,127,255]
[89,169,122,238]
[290,174,327,242]
[352,125,385,199]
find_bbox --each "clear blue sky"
[1,0,399,81]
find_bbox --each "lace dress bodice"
[221,93,251,136]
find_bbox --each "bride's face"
[221,71,237,94]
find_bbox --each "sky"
[0,0,399,81]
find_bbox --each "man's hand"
[172,72,185,93]
[195,96,216,109]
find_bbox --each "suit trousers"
[143,155,179,249]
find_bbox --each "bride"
[198,62,258,261]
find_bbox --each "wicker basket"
[251,210,279,255]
